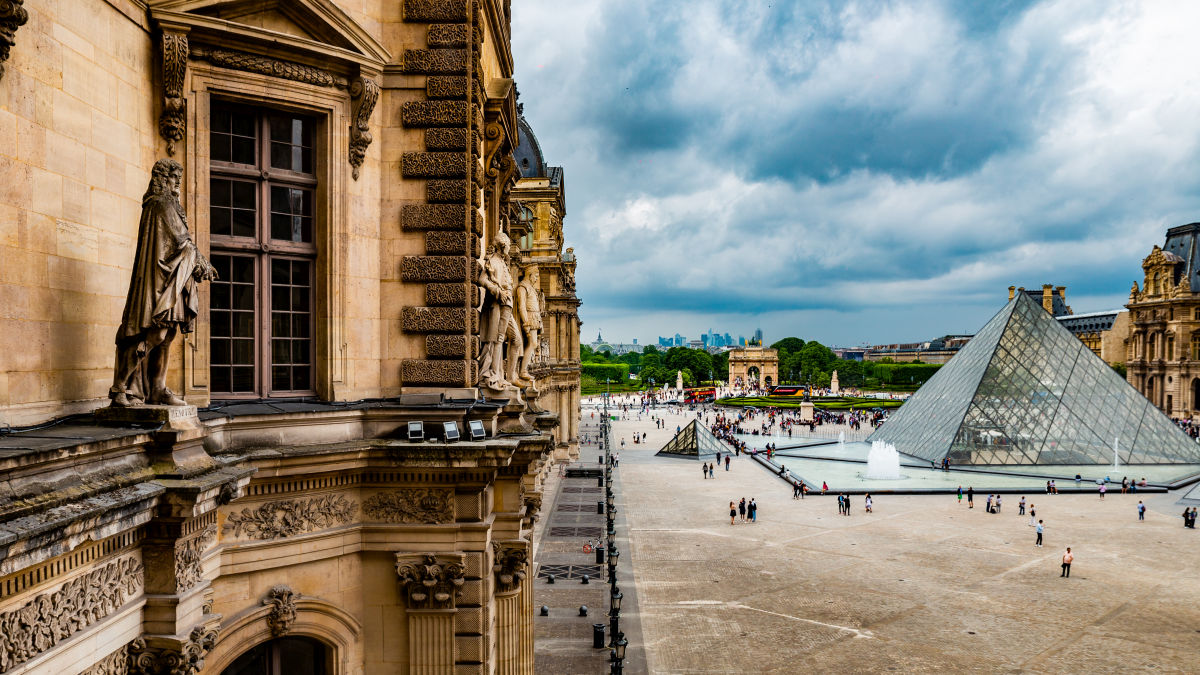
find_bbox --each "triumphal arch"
[728,346,780,387]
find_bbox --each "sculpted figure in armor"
[109,159,216,407]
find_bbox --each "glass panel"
[268,116,313,174]
[211,109,257,166]
[209,253,257,395]
[210,178,257,239]
[270,187,313,242]
[268,258,313,392]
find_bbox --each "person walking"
[844,493,852,516]
[967,487,974,509]
[1099,482,1106,500]
[957,485,963,504]
[986,494,993,513]
[738,497,747,523]
[995,495,1002,513]
[801,483,808,499]
[1137,501,1145,521]
[749,498,758,523]
[725,455,731,471]
[1029,503,1037,527]
[1061,547,1073,577]
[865,493,873,513]
[1019,496,1026,516]
[1035,520,1045,547]
[730,501,736,525]
[837,493,844,515]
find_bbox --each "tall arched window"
[222,636,329,675]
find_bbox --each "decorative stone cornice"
[0,0,28,82]
[491,541,528,594]
[174,524,216,592]
[159,31,188,154]
[0,555,143,672]
[263,585,299,637]
[395,553,466,610]
[363,488,455,524]
[223,494,358,540]
[128,624,219,675]
[349,75,380,179]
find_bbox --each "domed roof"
[514,116,546,179]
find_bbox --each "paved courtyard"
[589,398,1200,673]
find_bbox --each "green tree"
[770,337,806,356]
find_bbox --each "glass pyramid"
[869,292,1200,465]
[656,420,726,459]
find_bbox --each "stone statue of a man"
[477,231,521,391]
[514,264,543,386]
[109,158,216,407]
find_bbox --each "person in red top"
[1061,547,1074,578]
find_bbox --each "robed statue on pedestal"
[109,158,216,407]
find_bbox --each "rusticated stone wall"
[399,0,488,389]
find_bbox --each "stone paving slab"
[579,399,1200,674]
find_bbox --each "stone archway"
[747,366,760,384]
[727,347,779,389]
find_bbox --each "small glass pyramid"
[656,419,726,459]
[869,292,1200,465]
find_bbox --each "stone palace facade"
[0,0,580,673]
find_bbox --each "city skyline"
[512,0,1200,345]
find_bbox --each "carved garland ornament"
[191,46,337,87]
[159,32,188,155]
[128,625,218,675]
[263,585,299,637]
[175,524,217,592]
[395,554,466,610]
[363,488,454,524]
[223,494,358,540]
[491,542,528,594]
[0,556,143,672]
[349,76,380,180]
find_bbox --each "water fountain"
[865,441,903,480]
[1113,437,1120,471]
[838,431,845,449]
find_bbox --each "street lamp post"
[608,588,622,648]
[610,633,628,675]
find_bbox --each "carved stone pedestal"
[94,405,216,477]
[799,401,815,423]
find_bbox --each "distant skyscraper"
[753,328,763,345]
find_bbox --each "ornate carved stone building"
[511,116,580,463]
[0,1,578,673]
[1127,224,1200,419]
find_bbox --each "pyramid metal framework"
[869,292,1200,465]
[656,420,726,459]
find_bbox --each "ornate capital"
[159,32,188,155]
[128,624,218,675]
[0,0,29,82]
[395,553,466,610]
[349,76,380,180]
[491,541,528,594]
[263,585,299,637]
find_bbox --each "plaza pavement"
[588,397,1200,674]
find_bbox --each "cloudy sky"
[511,0,1200,347]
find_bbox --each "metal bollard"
[597,476,604,487]
[593,623,606,649]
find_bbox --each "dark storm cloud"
[512,0,1200,344]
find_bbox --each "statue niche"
[110,158,216,407]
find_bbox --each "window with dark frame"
[209,105,317,398]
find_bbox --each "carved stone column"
[396,553,466,675]
[128,622,219,675]
[492,541,528,675]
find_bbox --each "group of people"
[729,497,758,524]
[701,461,723,479]
[1184,506,1198,528]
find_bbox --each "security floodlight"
[443,421,460,442]
[407,421,424,442]
[468,419,486,440]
